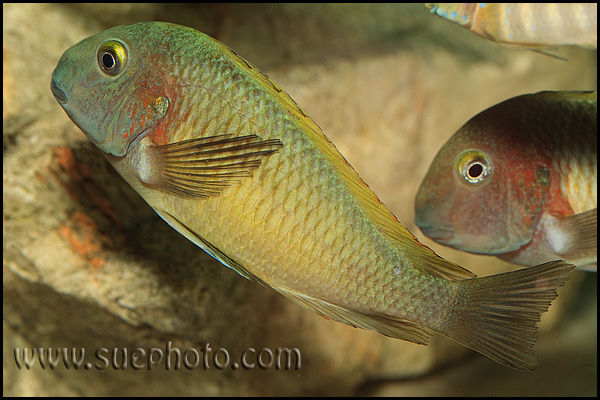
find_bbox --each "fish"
[416,91,597,271]
[425,3,598,58]
[51,22,575,370]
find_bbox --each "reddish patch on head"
[544,169,575,218]
[148,87,180,147]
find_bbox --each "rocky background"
[3,3,596,396]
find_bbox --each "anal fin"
[278,289,431,345]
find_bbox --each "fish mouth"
[418,226,455,244]
[51,79,67,104]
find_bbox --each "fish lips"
[50,72,151,158]
[418,222,522,256]
[51,79,68,104]
[417,225,456,244]
[415,205,456,243]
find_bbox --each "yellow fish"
[426,3,597,57]
[50,22,574,370]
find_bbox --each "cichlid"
[416,91,597,271]
[426,3,597,58]
[51,22,575,370]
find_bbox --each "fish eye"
[97,40,127,77]
[455,150,492,185]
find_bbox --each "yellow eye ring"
[97,40,127,77]
[455,149,492,185]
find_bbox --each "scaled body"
[52,22,574,370]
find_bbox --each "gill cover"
[94,39,170,157]
[51,33,170,158]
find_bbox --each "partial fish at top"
[426,3,597,58]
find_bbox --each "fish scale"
[557,141,597,214]
[513,94,597,215]
[51,21,575,370]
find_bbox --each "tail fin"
[445,261,575,370]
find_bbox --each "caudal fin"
[445,261,575,370]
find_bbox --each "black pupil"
[468,162,483,178]
[102,52,116,69]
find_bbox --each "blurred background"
[3,3,596,396]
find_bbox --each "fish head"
[51,23,174,157]
[415,101,551,256]
[425,3,478,28]
[415,131,514,254]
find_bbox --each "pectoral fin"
[552,208,597,271]
[135,134,283,198]
[565,208,597,251]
